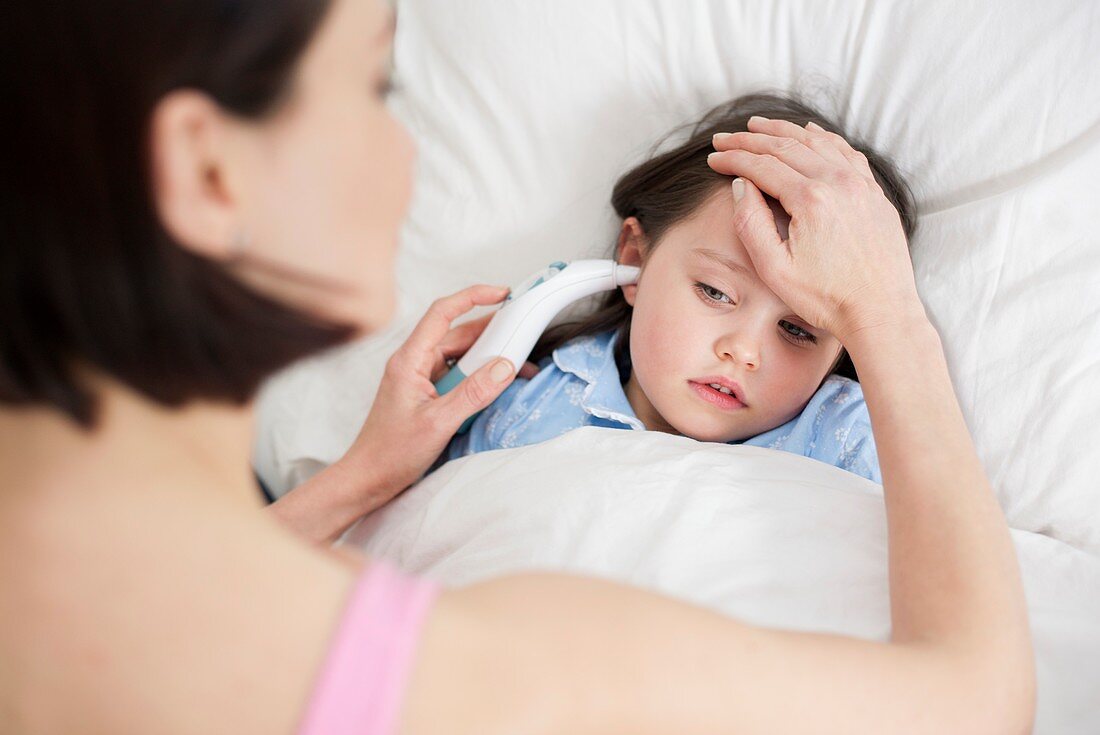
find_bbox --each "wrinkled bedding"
[253,1,1100,730]
[344,428,1100,734]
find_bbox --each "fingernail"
[807,121,824,131]
[732,178,745,202]
[748,115,769,125]
[707,151,720,162]
[712,132,733,145]
[490,358,514,383]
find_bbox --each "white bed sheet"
[252,1,1100,728]
[256,0,1100,554]
[344,427,1100,734]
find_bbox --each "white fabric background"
[343,427,1100,735]
[252,3,1100,729]
[256,0,1100,555]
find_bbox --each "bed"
[254,1,1100,731]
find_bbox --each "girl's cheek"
[630,305,663,365]
[634,298,670,340]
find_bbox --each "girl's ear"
[617,216,647,306]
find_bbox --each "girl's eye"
[780,320,818,345]
[695,281,818,345]
[693,281,733,305]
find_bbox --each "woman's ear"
[616,216,647,306]
[148,89,247,260]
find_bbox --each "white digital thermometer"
[435,259,641,434]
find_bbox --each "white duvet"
[257,0,1100,555]
[254,0,1100,729]
[344,428,1100,734]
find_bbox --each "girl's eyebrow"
[691,248,753,279]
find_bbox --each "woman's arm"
[267,285,540,544]
[846,312,1032,663]
[705,118,1032,699]
[394,117,1035,733]
[267,455,396,544]
[398,315,1033,735]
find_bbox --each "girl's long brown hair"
[528,91,917,385]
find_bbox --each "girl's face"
[618,188,844,443]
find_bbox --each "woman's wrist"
[838,300,935,360]
[268,453,395,544]
[335,444,405,517]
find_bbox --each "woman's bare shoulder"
[1,510,362,735]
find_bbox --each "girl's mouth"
[689,381,747,411]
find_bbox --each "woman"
[0,0,1035,733]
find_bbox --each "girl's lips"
[689,381,747,410]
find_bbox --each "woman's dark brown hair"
[0,0,353,428]
[529,92,917,385]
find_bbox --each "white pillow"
[255,0,1100,554]
[341,427,1100,734]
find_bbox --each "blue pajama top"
[437,328,881,483]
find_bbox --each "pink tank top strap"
[297,559,441,735]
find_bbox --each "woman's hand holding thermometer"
[434,259,641,433]
[333,260,639,514]
[338,284,539,505]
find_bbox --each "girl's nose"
[716,331,760,371]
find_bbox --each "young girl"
[435,93,916,483]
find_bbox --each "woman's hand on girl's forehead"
[762,196,791,241]
[703,117,923,345]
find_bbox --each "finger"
[432,357,516,431]
[744,116,851,169]
[430,347,469,383]
[707,149,807,215]
[432,354,538,384]
[803,121,878,184]
[721,119,849,170]
[730,178,792,291]
[428,312,495,383]
[429,314,493,382]
[710,131,833,179]
[437,313,493,359]
[435,317,543,383]
[430,361,450,384]
[401,284,510,374]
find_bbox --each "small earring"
[228,229,250,261]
